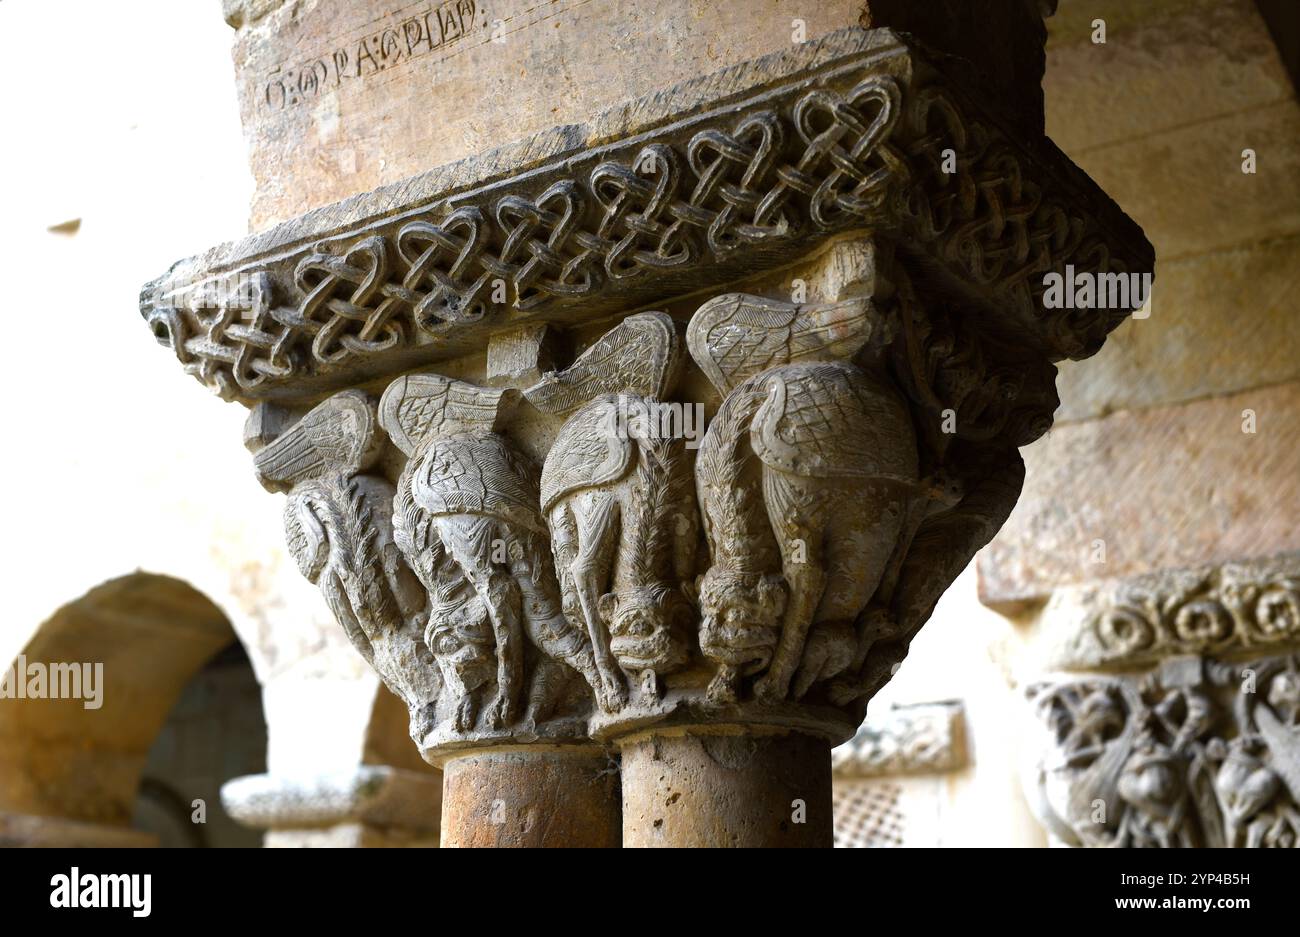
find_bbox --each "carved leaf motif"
[687,293,877,394]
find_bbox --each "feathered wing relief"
[251,272,1055,752]
[688,285,1050,708]
[379,374,614,736]
[252,392,442,743]
[691,296,922,704]
[528,312,699,705]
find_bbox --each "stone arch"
[0,571,257,846]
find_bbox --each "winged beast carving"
[380,373,615,732]
[251,390,441,741]
[690,294,927,703]
[527,312,699,705]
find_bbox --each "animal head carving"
[697,568,787,674]
[425,589,496,693]
[599,584,693,675]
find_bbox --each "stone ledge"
[140,25,1151,403]
[979,379,1300,609]
[831,700,968,778]
[1033,553,1300,670]
[220,766,441,833]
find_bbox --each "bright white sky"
[0,1,272,661]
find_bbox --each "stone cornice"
[830,700,968,778]
[220,767,441,832]
[140,26,1152,403]
[1038,553,1300,671]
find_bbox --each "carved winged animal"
[379,374,614,732]
[526,312,698,705]
[689,294,920,703]
[251,390,441,741]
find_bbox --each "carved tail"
[696,379,780,572]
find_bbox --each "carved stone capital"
[140,25,1150,792]
[234,261,1067,759]
[831,700,968,778]
[1023,652,1300,848]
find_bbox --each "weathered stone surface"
[1023,651,1300,848]
[439,747,620,847]
[230,0,869,230]
[221,766,441,833]
[229,0,1061,231]
[831,700,968,778]
[1044,0,1292,156]
[1052,234,1300,422]
[1033,554,1300,671]
[979,381,1300,610]
[141,27,1150,403]
[1065,100,1300,262]
[1046,0,1210,47]
[620,730,832,847]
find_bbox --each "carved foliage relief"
[1027,654,1300,848]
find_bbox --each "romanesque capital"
[138,26,1152,812]
[1024,651,1300,849]
[1020,554,1300,849]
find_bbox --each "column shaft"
[440,747,620,848]
[619,731,832,848]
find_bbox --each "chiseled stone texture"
[440,749,621,848]
[1045,0,1293,156]
[227,0,868,230]
[1053,234,1300,423]
[979,380,1300,610]
[1030,553,1300,671]
[1070,100,1300,263]
[621,732,832,848]
[1039,0,1300,422]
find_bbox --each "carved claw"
[486,690,516,730]
[753,670,790,704]
[599,673,629,712]
[706,665,740,704]
[454,695,478,733]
